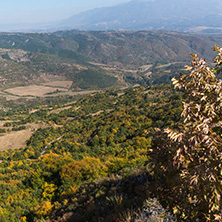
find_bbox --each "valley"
[0,30,221,102]
[0,29,221,221]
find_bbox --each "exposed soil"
[0,130,33,150]
[0,122,49,150]
[5,85,68,97]
[50,106,73,114]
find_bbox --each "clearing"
[0,130,33,150]
[0,122,49,150]
[5,85,68,97]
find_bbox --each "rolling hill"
[0,30,221,98]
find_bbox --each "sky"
[0,0,130,24]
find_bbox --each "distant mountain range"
[58,0,222,33]
[1,0,222,33]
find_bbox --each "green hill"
[0,84,182,221]
[0,30,222,222]
[0,30,222,95]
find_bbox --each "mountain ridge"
[52,0,222,33]
[1,0,222,33]
[0,30,222,92]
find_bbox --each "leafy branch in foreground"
[150,46,222,221]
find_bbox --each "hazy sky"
[0,0,130,24]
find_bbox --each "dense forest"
[0,31,222,221]
[0,82,184,221]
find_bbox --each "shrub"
[150,47,222,221]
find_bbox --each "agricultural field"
[5,85,68,97]
[0,122,49,150]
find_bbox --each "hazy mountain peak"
[55,0,222,33]
[1,0,222,33]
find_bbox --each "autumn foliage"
[151,46,222,221]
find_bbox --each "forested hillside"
[0,83,183,221]
[0,30,222,221]
[0,30,222,92]
[1,30,222,66]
